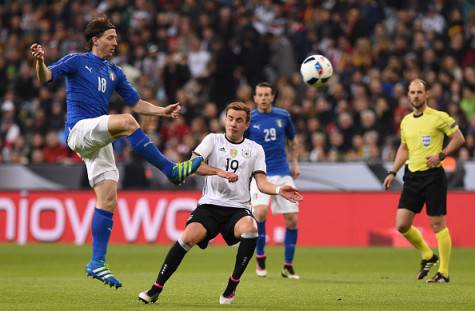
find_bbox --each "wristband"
[387,171,397,176]
[438,152,446,161]
[275,186,281,195]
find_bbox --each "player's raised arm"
[30,43,52,82]
[254,172,303,203]
[132,100,182,118]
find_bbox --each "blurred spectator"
[0,0,472,170]
[42,131,67,163]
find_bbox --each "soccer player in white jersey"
[138,102,303,305]
[30,16,203,289]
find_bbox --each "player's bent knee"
[236,217,257,236]
[181,223,207,246]
[430,222,445,233]
[396,224,411,233]
[284,213,298,229]
[253,205,268,221]
[98,196,116,212]
[121,113,140,134]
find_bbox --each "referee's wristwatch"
[438,152,446,161]
[387,170,397,177]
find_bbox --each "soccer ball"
[300,54,333,87]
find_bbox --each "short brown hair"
[225,102,250,122]
[84,16,116,50]
[255,82,275,95]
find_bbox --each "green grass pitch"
[1,245,474,310]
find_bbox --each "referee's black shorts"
[398,166,447,216]
[186,204,254,249]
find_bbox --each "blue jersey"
[245,108,296,176]
[49,52,140,130]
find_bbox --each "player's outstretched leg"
[138,239,191,304]
[220,232,258,304]
[85,208,122,289]
[127,128,203,185]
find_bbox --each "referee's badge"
[230,148,238,158]
[109,69,116,81]
[421,135,432,147]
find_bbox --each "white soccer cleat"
[138,291,158,304]
[256,267,268,277]
[219,293,235,305]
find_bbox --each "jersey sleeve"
[115,67,141,106]
[194,134,215,160]
[285,113,296,140]
[253,144,267,175]
[437,111,458,136]
[400,119,406,145]
[48,53,80,81]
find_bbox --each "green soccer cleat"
[167,156,203,185]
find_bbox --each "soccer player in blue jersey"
[246,82,301,279]
[30,16,203,289]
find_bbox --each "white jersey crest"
[194,133,266,209]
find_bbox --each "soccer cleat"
[256,256,267,277]
[219,292,235,305]
[85,260,122,289]
[417,254,439,280]
[426,272,450,283]
[281,264,300,280]
[167,156,203,185]
[138,291,159,304]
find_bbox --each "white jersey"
[194,133,266,209]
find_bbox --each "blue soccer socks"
[284,228,298,265]
[91,208,113,262]
[127,128,203,184]
[127,128,174,172]
[256,220,266,256]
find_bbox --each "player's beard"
[410,99,425,110]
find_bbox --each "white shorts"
[67,115,119,188]
[250,175,299,214]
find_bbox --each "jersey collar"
[86,52,110,64]
[225,134,245,145]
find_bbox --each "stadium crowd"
[1,0,475,168]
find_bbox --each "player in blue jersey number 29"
[246,82,301,279]
[30,16,203,289]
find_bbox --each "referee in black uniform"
[384,79,465,283]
